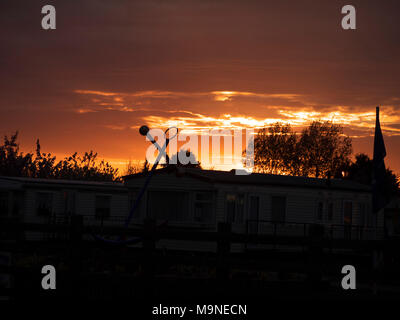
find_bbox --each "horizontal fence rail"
[0,216,387,250]
[1,215,398,301]
[246,219,384,241]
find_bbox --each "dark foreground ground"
[2,218,400,308]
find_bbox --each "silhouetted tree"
[124,160,143,176]
[0,131,119,181]
[53,151,118,181]
[299,121,352,178]
[0,131,35,177]
[251,123,299,175]
[162,149,201,168]
[343,153,399,202]
[249,121,352,178]
[35,139,57,178]
[142,159,150,173]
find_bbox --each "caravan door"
[343,200,353,239]
[247,195,260,235]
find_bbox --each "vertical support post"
[69,215,83,298]
[143,218,156,296]
[307,223,324,288]
[217,222,231,283]
[71,214,83,243]
[245,220,248,251]
[372,245,384,295]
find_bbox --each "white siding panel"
[110,194,129,218]
[76,192,95,216]
[126,174,212,191]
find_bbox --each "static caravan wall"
[126,173,215,223]
[22,187,129,239]
[125,174,382,251]
[215,184,373,225]
[126,174,217,252]
[216,183,378,242]
[73,190,129,224]
[125,173,212,192]
[22,188,64,240]
[23,189,63,223]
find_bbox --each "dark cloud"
[1,0,399,172]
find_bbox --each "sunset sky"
[1,0,400,175]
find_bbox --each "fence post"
[69,215,83,298]
[70,214,83,243]
[143,218,156,296]
[245,220,248,251]
[217,222,231,283]
[307,223,324,288]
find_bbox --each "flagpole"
[372,105,387,295]
[375,106,379,237]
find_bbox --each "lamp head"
[139,125,150,136]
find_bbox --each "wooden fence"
[0,215,397,300]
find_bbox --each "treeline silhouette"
[0,132,202,182]
[344,153,399,203]
[124,150,201,176]
[248,121,398,195]
[249,121,352,178]
[0,132,118,181]
[1,126,398,195]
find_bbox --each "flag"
[372,106,387,213]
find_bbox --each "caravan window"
[12,191,23,217]
[343,201,353,225]
[148,191,190,222]
[271,195,286,223]
[359,203,366,226]
[128,190,137,209]
[95,195,111,220]
[226,193,244,224]
[194,192,213,223]
[0,192,8,216]
[327,202,334,221]
[316,201,324,221]
[36,192,53,216]
[128,190,144,220]
[248,196,260,234]
[63,191,76,215]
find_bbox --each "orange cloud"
[74,89,400,139]
[211,91,303,102]
[75,108,98,114]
